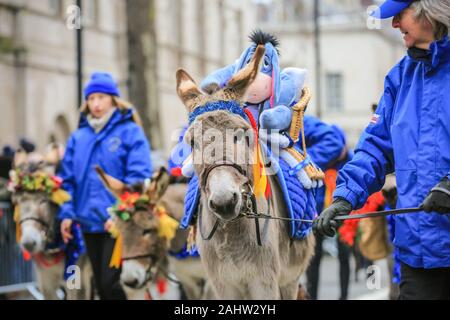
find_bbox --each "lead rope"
[243,207,427,224]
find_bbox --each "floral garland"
[9,169,80,277]
[107,191,151,221]
[8,169,63,195]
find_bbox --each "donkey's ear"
[146,167,170,201]
[224,45,265,99]
[95,165,126,198]
[13,148,27,168]
[176,69,203,112]
[44,143,61,165]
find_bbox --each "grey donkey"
[96,167,208,299]
[10,146,91,300]
[176,44,315,299]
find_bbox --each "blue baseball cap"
[371,0,415,19]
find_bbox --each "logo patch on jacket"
[107,137,122,152]
[370,114,380,125]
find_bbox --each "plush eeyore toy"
[196,30,323,189]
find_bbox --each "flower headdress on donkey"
[96,167,179,268]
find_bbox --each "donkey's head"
[177,45,265,221]
[10,146,61,253]
[96,167,173,289]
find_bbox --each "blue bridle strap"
[288,155,312,176]
[188,100,246,125]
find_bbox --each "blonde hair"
[80,96,143,127]
[411,0,450,40]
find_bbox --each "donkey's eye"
[263,57,270,68]
[245,136,251,146]
[143,229,156,236]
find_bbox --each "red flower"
[120,192,131,202]
[120,192,140,204]
[52,176,63,187]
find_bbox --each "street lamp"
[314,0,322,118]
[76,0,83,108]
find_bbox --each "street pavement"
[299,250,391,300]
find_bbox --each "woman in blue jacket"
[58,72,152,300]
[314,0,450,299]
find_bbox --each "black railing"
[0,202,35,291]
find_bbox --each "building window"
[282,0,305,21]
[83,0,98,27]
[255,0,276,23]
[49,0,62,16]
[256,4,270,23]
[326,73,344,111]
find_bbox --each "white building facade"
[255,0,405,146]
[0,0,256,155]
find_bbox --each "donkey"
[10,147,91,300]
[175,44,315,299]
[96,167,207,299]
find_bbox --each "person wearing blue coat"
[303,122,354,300]
[314,0,450,299]
[58,72,152,300]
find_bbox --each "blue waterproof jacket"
[303,117,347,171]
[334,37,450,268]
[58,109,152,233]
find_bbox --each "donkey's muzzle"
[209,192,239,218]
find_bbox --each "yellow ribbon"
[156,206,179,242]
[252,143,267,199]
[109,223,122,269]
[14,205,21,243]
[50,189,71,206]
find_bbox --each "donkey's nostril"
[23,241,36,252]
[123,279,139,288]
[209,199,218,211]
[232,192,238,205]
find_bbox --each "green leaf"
[121,212,131,221]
